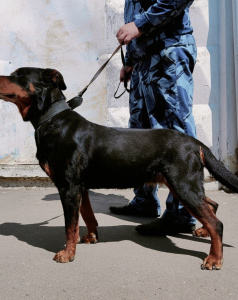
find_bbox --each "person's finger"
[116,28,122,38]
[120,67,125,82]
[117,32,127,45]
[123,35,131,45]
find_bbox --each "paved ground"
[0,187,238,300]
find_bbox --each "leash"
[114,46,131,99]
[61,0,193,109]
[67,44,128,109]
[40,214,64,225]
[31,45,128,129]
[31,3,192,128]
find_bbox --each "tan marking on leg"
[200,219,223,270]
[152,170,223,269]
[191,202,223,270]
[40,162,54,180]
[194,196,218,238]
[54,195,81,263]
[80,190,98,244]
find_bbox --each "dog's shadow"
[0,191,233,261]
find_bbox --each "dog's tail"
[201,145,238,193]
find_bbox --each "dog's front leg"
[80,190,98,244]
[54,190,81,263]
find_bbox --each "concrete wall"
[0,0,238,178]
[0,0,108,165]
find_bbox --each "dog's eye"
[15,73,23,77]
[11,71,23,77]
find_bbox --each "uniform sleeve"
[134,0,193,34]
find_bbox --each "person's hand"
[120,65,134,82]
[116,22,142,45]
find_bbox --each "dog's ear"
[23,86,52,121]
[43,69,67,90]
[24,69,66,122]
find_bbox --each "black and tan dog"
[0,67,237,269]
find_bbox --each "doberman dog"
[0,67,238,269]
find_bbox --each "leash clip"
[67,87,88,109]
[67,94,84,109]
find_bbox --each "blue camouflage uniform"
[125,0,197,226]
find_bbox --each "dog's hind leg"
[164,169,223,270]
[193,196,219,238]
[189,200,223,270]
[54,187,81,263]
[188,200,223,270]
[173,187,223,270]
[198,208,223,270]
[80,190,98,244]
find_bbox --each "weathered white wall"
[0,0,237,178]
[0,0,107,164]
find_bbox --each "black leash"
[67,44,127,109]
[114,46,131,99]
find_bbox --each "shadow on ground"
[41,190,130,215]
[0,190,234,262]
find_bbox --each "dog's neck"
[30,91,71,129]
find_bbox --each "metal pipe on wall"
[218,0,238,173]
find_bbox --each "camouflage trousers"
[129,38,197,225]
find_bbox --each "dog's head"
[0,67,67,121]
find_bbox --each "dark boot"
[109,204,159,218]
[135,218,196,235]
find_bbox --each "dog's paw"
[81,233,98,244]
[201,255,223,270]
[193,227,210,238]
[53,249,75,263]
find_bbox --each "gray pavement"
[0,187,238,300]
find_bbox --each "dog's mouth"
[0,92,32,120]
[0,93,17,101]
[5,94,15,98]
[0,93,22,108]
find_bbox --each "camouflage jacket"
[124,0,195,65]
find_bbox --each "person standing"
[110,0,197,235]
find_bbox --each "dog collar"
[30,100,71,129]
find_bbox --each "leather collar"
[30,100,71,129]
